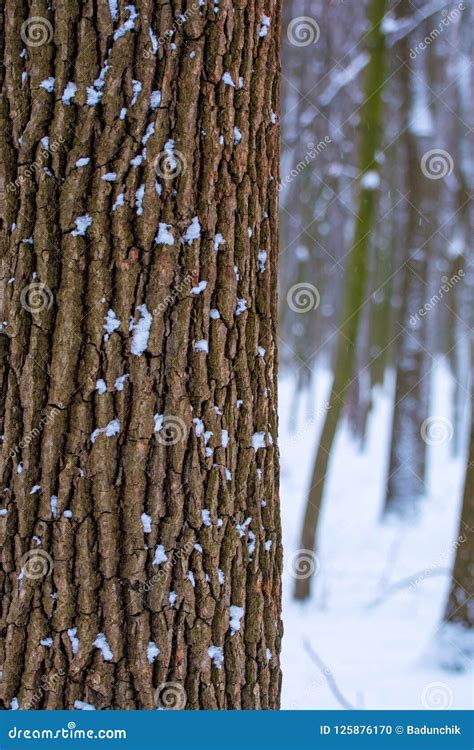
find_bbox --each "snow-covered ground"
[279,360,472,709]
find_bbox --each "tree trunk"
[294,0,388,601]
[383,4,434,515]
[444,359,473,628]
[0,0,282,710]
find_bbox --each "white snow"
[109,0,118,21]
[130,304,152,356]
[194,340,208,353]
[191,281,207,295]
[95,378,107,394]
[258,250,267,273]
[155,223,174,246]
[233,127,242,145]
[68,626,80,655]
[208,645,224,668]
[150,90,161,109]
[187,570,196,587]
[235,298,247,316]
[76,157,90,168]
[63,510,72,519]
[119,107,127,120]
[280,361,471,709]
[93,633,113,662]
[183,217,201,245]
[112,192,125,211]
[222,72,235,87]
[153,545,168,566]
[135,183,145,215]
[40,637,53,647]
[214,233,225,252]
[103,309,121,341]
[50,495,58,519]
[62,81,77,105]
[210,309,220,319]
[30,485,41,495]
[221,430,228,448]
[71,214,92,237]
[202,509,211,527]
[74,700,95,710]
[113,4,138,40]
[40,77,55,92]
[90,418,120,444]
[114,374,129,391]
[86,87,102,106]
[252,431,272,450]
[142,123,155,145]
[229,605,244,635]
[169,591,177,606]
[259,15,271,37]
[147,641,160,664]
[131,79,142,106]
[154,414,164,433]
[141,513,152,533]
[101,172,116,182]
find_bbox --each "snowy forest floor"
[279,359,473,709]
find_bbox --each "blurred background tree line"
[278,0,473,638]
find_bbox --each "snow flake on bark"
[222,72,235,87]
[213,233,225,252]
[40,77,55,92]
[71,214,92,237]
[252,431,273,450]
[90,419,120,444]
[208,645,224,668]
[183,217,201,245]
[147,641,160,664]
[68,627,79,654]
[129,304,152,356]
[153,545,168,566]
[194,339,208,353]
[93,633,113,661]
[155,223,174,246]
[103,309,121,341]
[191,280,207,295]
[229,605,244,635]
[62,81,77,104]
[113,4,138,41]
[141,513,152,533]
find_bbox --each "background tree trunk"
[0,0,282,710]
[294,0,388,601]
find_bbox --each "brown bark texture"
[0,0,282,710]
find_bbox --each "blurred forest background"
[277,0,473,708]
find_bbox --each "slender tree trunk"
[383,4,434,515]
[294,0,388,601]
[444,353,473,628]
[0,0,282,710]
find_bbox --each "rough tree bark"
[294,0,388,601]
[0,0,282,710]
